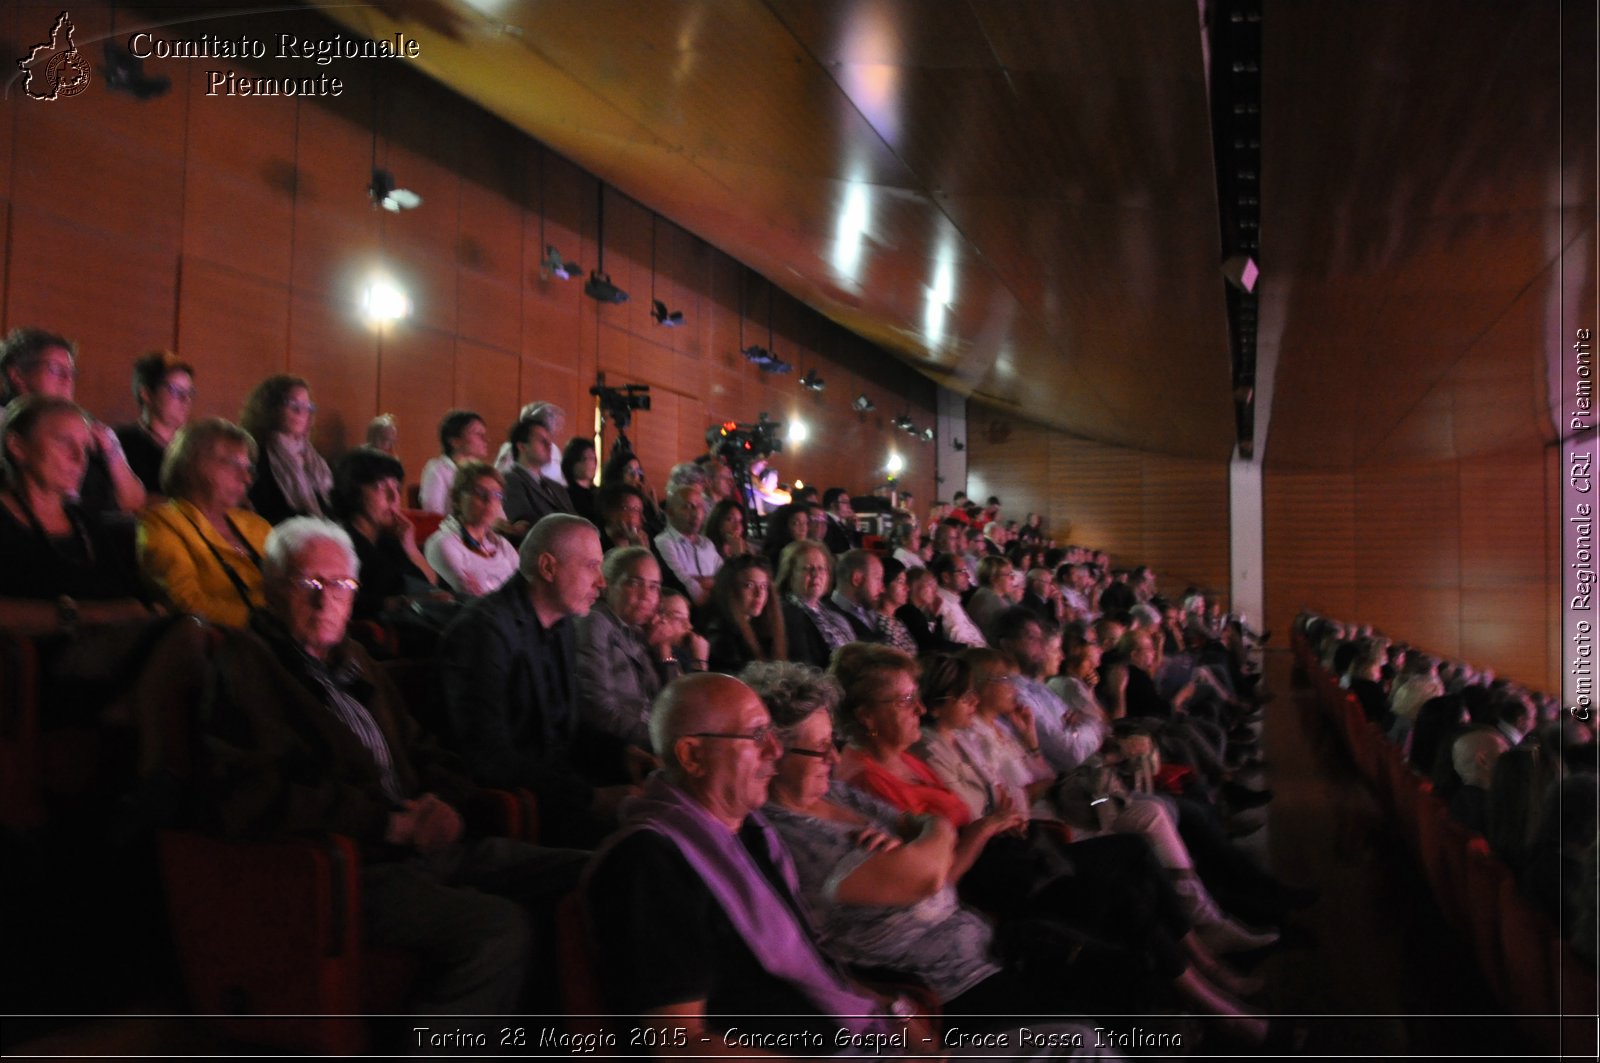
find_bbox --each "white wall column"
[1230,451,1264,627]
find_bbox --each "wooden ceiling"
[311,0,1593,468]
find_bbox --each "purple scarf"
[596,775,890,1034]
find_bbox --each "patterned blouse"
[787,594,855,651]
[763,782,1000,1003]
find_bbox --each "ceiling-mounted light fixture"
[920,427,935,443]
[951,438,966,452]
[649,214,685,326]
[361,274,412,323]
[536,148,580,282]
[892,414,914,433]
[102,38,169,99]
[886,453,905,476]
[545,245,579,281]
[799,370,826,392]
[369,168,421,212]
[852,394,875,413]
[736,273,789,372]
[584,183,629,305]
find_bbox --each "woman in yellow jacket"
[137,419,273,628]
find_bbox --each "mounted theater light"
[361,275,412,323]
[369,168,421,212]
[584,182,629,304]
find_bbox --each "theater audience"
[820,487,859,556]
[115,350,195,498]
[561,437,600,526]
[760,501,813,566]
[332,448,441,623]
[584,672,966,1051]
[419,410,490,515]
[600,448,663,536]
[777,539,851,667]
[0,328,146,518]
[502,412,574,541]
[595,481,651,553]
[1448,728,1510,834]
[439,513,630,846]
[654,467,719,607]
[363,413,398,455]
[0,397,208,733]
[930,553,986,647]
[745,659,1128,1034]
[704,497,752,562]
[702,554,785,673]
[575,547,680,774]
[194,516,587,1015]
[874,557,919,656]
[423,462,518,597]
[240,374,331,524]
[136,419,272,627]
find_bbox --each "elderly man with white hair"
[198,516,587,1015]
[653,463,721,606]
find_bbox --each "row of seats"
[1291,629,1596,1056]
[0,629,537,1055]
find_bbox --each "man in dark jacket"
[439,512,636,846]
[201,517,585,1014]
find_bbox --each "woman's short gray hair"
[739,660,843,734]
[263,517,360,581]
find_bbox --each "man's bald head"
[1453,728,1510,789]
[651,673,755,770]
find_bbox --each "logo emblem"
[18,12,92,101]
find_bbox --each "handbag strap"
[175,506,258,610]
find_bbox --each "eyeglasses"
[287,576,359,598]
[688,724,776,744]
[784,744,838,760]
[284,400,317,415]
[162,383,197,401]
[800,565,830,576]
[212,456,255,476]
[467,487,505,502]
[876,691,920,709]
[622,576,662,593]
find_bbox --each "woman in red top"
[828,642,1275,1042]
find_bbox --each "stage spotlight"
[361,276,412,323]
[788,420,809,444]
[584,271,629,304]
[920,427,935,442]
[652,300,684,327]
[886,453,905,476]
[852,394,875,413]
[799,370,826,392]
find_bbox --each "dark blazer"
[200,613,475,854]
[439,572,602,845]
[895,603,962,655]
[782,599,833,668]
[502,465,575,542]
[821,514,858,557]
[824,592,883,643]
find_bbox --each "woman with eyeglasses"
[240,374,332,525]
[575,546,689,783]
[423,462,518,597]
[703,553,786,673]
[115,350,195,499]
[137,419,273,627]
[775,539,849,668]
[600,448,664,537]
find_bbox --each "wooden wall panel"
[1266,450,1557,693]
[175,261,291,423]
[6,209,178,420]
[1,0,934,532]
[967,408,1231,599]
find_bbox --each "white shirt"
[934,587,988,647]
[418,455,458,515]
[655,525,722,605]
[424,516,519,597]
